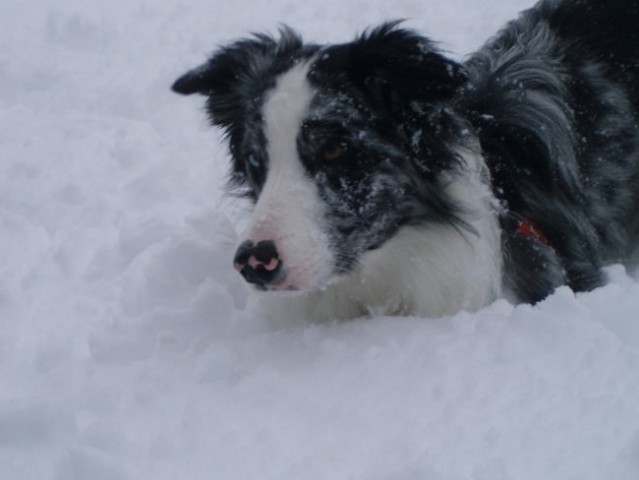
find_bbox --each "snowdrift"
[2,0,638,478]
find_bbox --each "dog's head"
[173,23,470,292]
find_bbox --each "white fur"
[241,60,335,291]
[257,146,503,322]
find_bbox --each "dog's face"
[173,24,469,292]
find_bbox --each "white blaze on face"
[242,60,334,291]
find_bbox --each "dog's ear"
[172,27,306,128]
[172,62,221,96]
[312,22,467,107]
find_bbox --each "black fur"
[302,25,474,271]
[173,0,639,304]
[462,0,639,298]
[173,28,319,201]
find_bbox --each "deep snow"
[2,0,639,478]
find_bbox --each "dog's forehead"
[259,55,361,124]
[263,60,315,117]
[260,60,315,163]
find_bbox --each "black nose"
[233,240,283,288]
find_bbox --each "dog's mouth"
[260,282,300,292]
[236,265,335,293]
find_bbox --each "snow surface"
[2,0,639,478]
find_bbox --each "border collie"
[172,0,639,320]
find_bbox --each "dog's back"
[462,0,639,301]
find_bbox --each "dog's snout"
[233,240,284,288]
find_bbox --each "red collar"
[517,217,550,246]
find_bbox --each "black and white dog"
[173,0,639,320]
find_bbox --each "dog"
[172,0,639,320]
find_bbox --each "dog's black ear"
[312,22,467,106]
[172,27,306,127]
[172,63,220,96]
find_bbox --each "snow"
[2,0,639,478]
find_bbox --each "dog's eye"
[243,152,266,194]
[322,142,347,162]
[248,154,260,169]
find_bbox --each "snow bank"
[2,0,639,478]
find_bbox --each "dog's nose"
[233,240,283,288]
